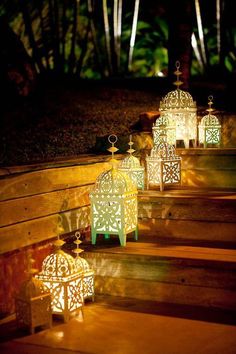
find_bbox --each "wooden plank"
[0,185,92,227]
[84,252,236,288]
[181,169,236,188]
[179,150,236,170]
[0,154,124,177]
[94,276,236,310]
[138,218,236,242]
[0,205,91,254]
[138,199,236,222]
[0,161,110,201]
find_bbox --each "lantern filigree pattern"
[146,139,181,191]
[159,62,197,148]
[153,114,176,146]
[36,239,84,322]
[15,255,52,334]
[118,135,145,190]
[198,96,221,148]
[90,135,138,246]
[73,232,95,301]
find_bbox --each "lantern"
[152,115,176,147]
[146,135,181,191]
[73,232,95,301]
[118,135,145,190]
[90,135,138,247]
[198,95,221,148]
[159,61,197,148]
[36,238,84,322]
[15,254,52,334]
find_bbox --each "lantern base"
[92,227,138,247]
[15,295,52,334]
[53,307,84,323]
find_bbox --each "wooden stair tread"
[138,188,236,201]
[84,242,236,265]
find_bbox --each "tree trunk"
[19,0,44,73]
[0,17,37,98]
[36,0,50,70]
[167,0,193,89]
[69,0,79,74]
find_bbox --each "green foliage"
[1,0,236,79]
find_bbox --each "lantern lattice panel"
[91,197,122,233]
[75,257,94,300]
[206,128,220,144]
[146,141,181,191]
[15,255,52,334]
[153,114,176,146]
[162,160,181,184]
[198,97,221,148]
[124,196,138,230]
[90,192,138,246]
[118,166,145,190]
[118,136,145,190]
[83,273,94,300]
[90,135,138,247]
[40,276,83,317]
[15,293,52,334]
[73,233,95,302]
[36,242,84,323]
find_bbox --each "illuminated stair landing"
[83,241,236,311]
[82,187,236,312]
[138,188,236,243]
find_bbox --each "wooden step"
[82,241,236,311]
[138,189,236,243]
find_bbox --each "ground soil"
[1,76,235,166]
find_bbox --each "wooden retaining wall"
[0,155,114,316]
[0,149,235,316]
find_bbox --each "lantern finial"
[127,135,135,156]
[206,95,214,114]
[26,250,38,277]
[107,134,119,169]
[73,231,84,257]
[173,61,183,89]
[54,235,65,249]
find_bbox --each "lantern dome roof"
[40,249,78,278]
[93,168,136,194]
[119,155,141,169]
[160,88,196,110]
[200,114,220,126]
[75,257,91,272]
[17,277,50,300]
[154,114,170,127]
[150,141,176,159]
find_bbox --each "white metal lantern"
[15,255,52,334]
[36,238,84,322]
[152,114,176,147]
[146,136,181,191]
[159,61,197,148]
[198,95,221,148]
[90,135,138,247]
[118,135,145,190]
[73,232,95,301]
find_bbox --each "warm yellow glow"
[90,135,138,246]
[15,277,52,334]
[158,62,197,148]
[36,243,84,322]
[118,135,145,190]
[146,140,181,191]
[198,96,221,148]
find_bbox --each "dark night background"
[0,0,236,165]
